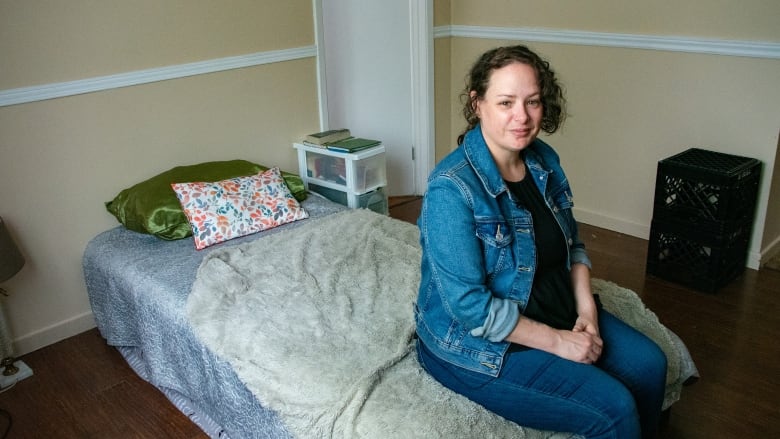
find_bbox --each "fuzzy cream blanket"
[188,209,692,439]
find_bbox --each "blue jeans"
[416,310,667,439]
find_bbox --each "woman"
[415,45,667,438]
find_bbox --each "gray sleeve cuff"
[469,297,519,342]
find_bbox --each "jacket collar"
[462,124,548,198]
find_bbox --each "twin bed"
[84,163,697,438]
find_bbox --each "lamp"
[0,216,33,388]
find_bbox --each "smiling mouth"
[511,128,531,137]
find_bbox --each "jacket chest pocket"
[475,220,514,278]
[547,189,576,239]
[548,185,574,211]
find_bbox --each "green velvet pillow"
[106,160,307,240]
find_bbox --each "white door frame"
[409,0,435,195]
[312,0,434,196]
[312,0,329,131]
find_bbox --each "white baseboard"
[14,311,96,356]
[747,251,762,271]
[573,207,650,240]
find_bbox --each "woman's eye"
[499,101,512,107]
[526,99,541,108]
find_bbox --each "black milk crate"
[646,218,751,293]
[653,148,761,235]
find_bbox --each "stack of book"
[302,129,381,153]
[325,137,381,153]
[303,129,352,146]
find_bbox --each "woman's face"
[473,62,543,156]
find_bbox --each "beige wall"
[433,0,450,27]
[0,1,319,354]
[0,1,313,89]
[435,0,780,269]
[449,0,779,41]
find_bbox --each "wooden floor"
[1,195,778,438]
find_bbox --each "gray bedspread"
[186,209,696,438]
[84,193,697,438]
[84,194,345,439]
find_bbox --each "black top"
[505,174,577,331]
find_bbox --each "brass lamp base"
[1,357,18,376]
[0,357,32,389]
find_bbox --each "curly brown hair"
[457,45,566,145]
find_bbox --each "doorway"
[317,0,434,196]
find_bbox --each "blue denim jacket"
[415,125,591,377]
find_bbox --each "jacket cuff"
[469,297,519,342]
[571,247,592,270]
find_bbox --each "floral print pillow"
[172,167,308,250]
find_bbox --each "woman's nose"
[514,106,529,122]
